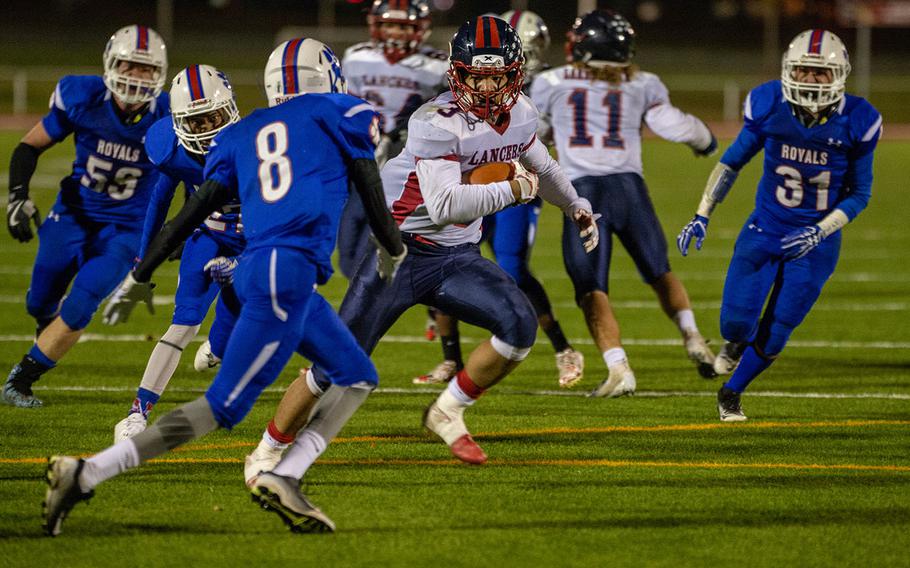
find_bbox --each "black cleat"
[251,472,335,534]
[43,456,94,536]
[717,387,747,422]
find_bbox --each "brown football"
[461,161,515,184]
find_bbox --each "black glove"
[7,198,41,242]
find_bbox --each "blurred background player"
[241,17,599,479]
[42,38,405,536]
[678,29,881,421]
[3,25,169,408]
[103,65,243,441]
[531,9,718,398]
[417,9,586,390]
[336,0,447,278]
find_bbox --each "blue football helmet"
[565,9,636,68]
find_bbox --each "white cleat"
[113,412,147,442]
[422,396,486,464]
[413,360,459,385]
[193,340,221,372]
[685,332,718,379]
[589,361,637,398]
[43,456,93,537]
[555,348,585,388]
[251,472,335,533]
[717,387,748,422]
[244,443,286,488]
[713,341,747,375]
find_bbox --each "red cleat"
[450,434,487,465]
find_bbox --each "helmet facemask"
[102,26,168,106]
[781,58,849,114]
[448,60,523,120]
[370,21,427,63]
[174,103,239,155]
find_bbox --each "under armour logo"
[827,137,843,147]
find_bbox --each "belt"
[204,217,243,234]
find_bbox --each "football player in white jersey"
[336,0,448,278]
[240,16,598,479]
[531,9,718,397]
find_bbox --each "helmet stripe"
[136,25,149,51]
[282,39,303,95]
[808,29,824,54]
[475,17,486,48]
[187,65,205,101]
[487,17,501,49]
[509,10,522,29]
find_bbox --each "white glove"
[574,210,600,253]
[371,235,407,283]
[204,256,238,285]
[102,272,155,325]
[510,161,539,204]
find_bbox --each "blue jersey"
[42,75,170,225]
[204,93,379,282]
[721,80,882,232]
[140,117,243,259]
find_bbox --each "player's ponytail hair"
[571,62,638,84]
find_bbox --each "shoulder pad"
[52,75,107,112]
[417,45,449,61]
[144,117,178,166]
[844,95,883,144]
[343,42,376,60]
[743,80,780,124]
[407,105,459,159]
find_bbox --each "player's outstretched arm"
[677,162,739,256]
[7,122,55,243]
[349,158,407,281]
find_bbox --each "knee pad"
[59,285,107,330]
[491,336,532,362]
[25,294,59,322]
[160,324,201,351]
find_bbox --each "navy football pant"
[720,219,841,357]
[26,207,141,330]
[336,189,372,279]
[562,173,671,303]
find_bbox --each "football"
[461,161,515,184]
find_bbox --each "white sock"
[262,430,290,451]
[444,379,477,407]
[603,347,628,368]
[79,439,140,492]
[139,324,200,394]
[674,309,698,335]
[270,430,327,479]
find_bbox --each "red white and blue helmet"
[263,38,346,108]
[103,25,168,105]
[368,0,431,64]
[448,16,524,119]
[170,65,240,155]
[501,10,550,77]
[781,29,851,113]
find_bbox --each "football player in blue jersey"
[3,25,169,408]
[42,38,405,536]
[677,30,882,421]
[102,65,243,441]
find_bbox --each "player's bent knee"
[491,336,532,362]
[306,368,329,397]
[161,324,201,350]
[720,318,754,343]
[59,286,107,330]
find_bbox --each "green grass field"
[0,130,908,566]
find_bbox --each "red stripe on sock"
[456,369,486,399]
[267,420,295,444]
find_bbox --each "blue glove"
[677,215,709,256]
[204,256,238,285]
[780,225,822,261]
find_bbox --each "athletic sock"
[10,346,56,392]
[441,332,464,369]
[602,347,628,368]
[270,430,326,479]
[79,439,141,492]
[264,419,295,450]
[444,369,486,407]
[129,387,160,418]
[544,321,571,353]
[724,346,774,393]
[674,309,698,335]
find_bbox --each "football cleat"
[43,456,94,537]
[2,372,43,408]
[555,348,585,388]
[422,399,487,464]
[717,386,747,422]
[412,360,459,385]
[250,472,335,533]
[713,341,747,375]
[684,332,718,379]
[193,340,221,372]
[589,361,637,398]
[113,412,147,442]
[244,443,286,488]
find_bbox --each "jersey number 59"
[256,122,293,203]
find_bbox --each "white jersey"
[530,66,713,180]
[382,91,591,247]
[342,43,448,135]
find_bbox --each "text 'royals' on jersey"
[42,75,170,224]
[530,66,712,180]
[203,93,380,282]
[342,43,448,134]
[381,91,540,247]
[721,80,882,231]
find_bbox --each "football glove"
[371,235,407,283]
[574,210,600,253]
[204,256,238,285]
[677,215,710,256]
[511,162,539,204]
[780,225,823,261]
[7,198,41,243]
[102,272,155,325]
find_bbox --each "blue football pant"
[720,219,841,357]
[26,207,141,330]
[173,229,245,326]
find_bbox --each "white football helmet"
[263,38,346,108]
[781,29,851,113]
[501,10,550,78]
[170,65,240,155]
[103,25,168,105]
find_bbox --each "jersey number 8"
[256,122,293,203]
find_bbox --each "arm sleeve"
[41,80,76,142]
[137,171,180,261]
[133,180,229,282]
[349,158,404,256]
[520,137,591,216]
[416,158,514,225]
[8,143,42,200]
[642,77,714,151]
